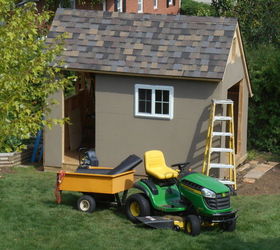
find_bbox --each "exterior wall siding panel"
[95,74,220,174]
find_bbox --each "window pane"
[139,101,145,113]
[163,90,169,102]
[147,101,151,113]
[154,0,157,8]
[155,90,162,102]
[139,89,145,100]
[139,89,151,101]
[138,0,142,11]
[163,103,169,114]
[138,88,152,114]
[139,100,151,113]
[155,102,162,114]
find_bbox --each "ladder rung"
[209,163,235,169]
[211,148,234,153]
[212,132,233,137]
[218,180,235,185]
[214,116,232,121]
[212,99,233,105]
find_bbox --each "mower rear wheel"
[221,220,236,232]
[125,193,150,223]
[77,195,96,213]
[185,215,201,236]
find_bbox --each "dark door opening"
[227,82,240,154]
[64,72,96,165]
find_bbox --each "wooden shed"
[44,9,252,174]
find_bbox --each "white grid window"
[154,0,158,9]
[168,0,173,6]
[138,0,143,13]
[135,84,174,119]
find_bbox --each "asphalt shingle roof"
[47,8,238,80]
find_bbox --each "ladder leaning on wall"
[202,99,237,190]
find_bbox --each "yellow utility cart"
[55,155,142,213]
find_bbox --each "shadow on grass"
[43,193,80,209]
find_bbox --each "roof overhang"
[63,67,221,83]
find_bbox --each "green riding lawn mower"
[125,150,237,236]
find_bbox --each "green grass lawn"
[0,167,280,250]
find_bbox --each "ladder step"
[212,132,233,137]
[209,163,235,169]
[212,99,233,105]
[211,147,234,153]
[218,180,236,185]
[214,116,232,121]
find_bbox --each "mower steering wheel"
[171,162,190,172]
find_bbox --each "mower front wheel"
[125,193,151,223]
[185,215,201,236]
[77,195,96,213]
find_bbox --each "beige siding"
[221,28,249,163]
[239,79,249,163]
[95,74,221,174]
[44,90,64,168]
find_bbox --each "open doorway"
[227,81,241,154]
[64,72,96,166]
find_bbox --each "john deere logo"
[222,193,226,197]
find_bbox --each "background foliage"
[0,0,72,152]
[182,0,280,154]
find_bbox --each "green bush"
[247,45,280,154]
[181,0,213,16]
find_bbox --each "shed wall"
[44,90,64,169]
[95,74,220,174]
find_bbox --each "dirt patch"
[237,163,280,195]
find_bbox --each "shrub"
[247,45,280,154]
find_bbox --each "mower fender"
[133,183,150,197]
[133,181,157,206]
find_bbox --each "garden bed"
[0,148,33,167]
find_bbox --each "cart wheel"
[185,215,201,236]
[125,193,150,223]
[77,195,96,213]
[221,220,236,232]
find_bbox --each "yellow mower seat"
[144,150,179,180]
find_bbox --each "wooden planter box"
[0,148,33,167]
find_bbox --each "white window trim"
[135,84,174,120]
[103,0,106,11]
[168,0,173,6]
[154,0,158,9]
[138,0,143,13]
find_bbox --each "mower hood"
[180,172,230,194]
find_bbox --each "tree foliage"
[0,0,72,152]
[210,0,280,46]
[234,0,280,46]
[211,0,236,17]
[247,45,280,154]
[181,0,213,16]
